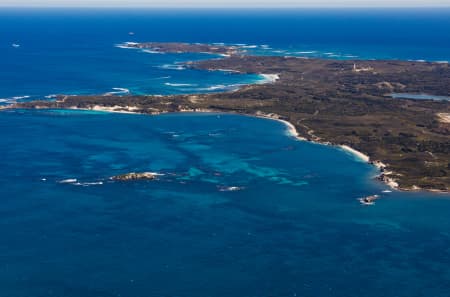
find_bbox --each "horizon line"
[2,5,450,8]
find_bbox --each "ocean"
[1,8,450,297]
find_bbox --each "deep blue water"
[1,8,450,297]
[2,8,450,100]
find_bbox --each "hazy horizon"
[1,0,450,8]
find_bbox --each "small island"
[119,42,240,56]
[110,172,157,181]
[10,42,450,192]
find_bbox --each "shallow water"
[1,110,449,297]
[391,93,450,101]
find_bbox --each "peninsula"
[10,43,450,192]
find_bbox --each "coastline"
[56,105,406,192]
[8,102,449,193]
[5,44,449,193]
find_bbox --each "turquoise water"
[1,109,449,296]
[1,8,450,297]
[391,93,450,101]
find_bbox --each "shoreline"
[52,105,417,193]
[5,45,449,193]
[5,104,448,194]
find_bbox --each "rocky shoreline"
[7,42,450,192]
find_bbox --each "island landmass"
[8,42,450,192]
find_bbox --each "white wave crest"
[258,74,280,84]
[104,88,130,96]
[73,181,104,187]
[0,95,30,104]
[58,178,78,184]
[165,82,197,87]
[218,186,243,192]
[114,42,140,49]
[295,51,317,54]
[151,76,171,80]
[187,84,243,92]
[158,64,186,70]
[203,85,227,91]
[115,45,134,49]
[12,95,30,100]
[142,49,163,54]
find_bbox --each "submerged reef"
[12,43,450,192]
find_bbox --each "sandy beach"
[19,103,403,191]
[259,73,280,83]
[437,112,450,123]
[339,145,370,163]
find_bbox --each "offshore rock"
[111,172,157,181]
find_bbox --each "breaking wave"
[165,82,198,87]
[104,88,131,96]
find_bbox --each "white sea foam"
[142,49,163,54]
[114,42,140,49]
[194,84,243,92]
[204,85,227,91]
[242,45,258,48]
[73,181,104,187]
[158,64,186,70]
[58,178,78,184]
[219,186,243,192]
[181,84,240,93]
[45,94,58,99]
[104,88,130,96]
[215,68,240,73]
[258,74,280,84]
[295,51,317,54]
[12,95,30,100]
[0,95,30,104]
[165,82,197,87]
[115,45,134,49]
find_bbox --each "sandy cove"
[47,105,402,191]
[4,99,408,191]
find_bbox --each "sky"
[1,0,450,7]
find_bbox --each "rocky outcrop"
[111,172,157,181]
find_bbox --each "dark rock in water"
[111,172,157,181]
